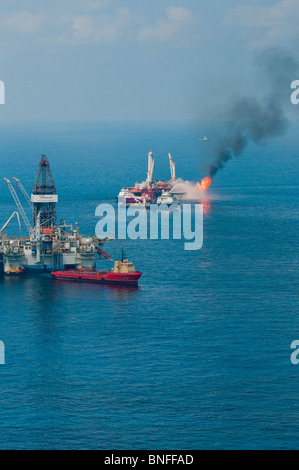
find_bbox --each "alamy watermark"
[0,341,5,365]
[290,80,299,105]
[0,81,5,104]
[290,341,299,365]
[95,203,203,251]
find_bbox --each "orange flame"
[200,177,212,190]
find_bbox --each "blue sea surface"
[0,121,298,449]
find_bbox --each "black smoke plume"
[208,48,298,178]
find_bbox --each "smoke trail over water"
[207,48,298,178]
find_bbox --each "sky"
[0,0,298,122]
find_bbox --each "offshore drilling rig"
[0,155,108,276]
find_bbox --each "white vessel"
[118,187,131,197]
[156,191,178,205]
[117,187,132,201]
[169,186,186,201]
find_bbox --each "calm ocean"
[0,121,298,449]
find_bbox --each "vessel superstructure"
[117,151,177,206]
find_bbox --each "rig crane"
[168,153,176,181]
[146,151,155,186]
[0,211,21,234]
[12,177,33,208]
[3,178,32,234]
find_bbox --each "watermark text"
[290,340,299,364]
[0,81,5,104]
[290,80,299,105]
[0,341,5,365]
[95,203,203,251]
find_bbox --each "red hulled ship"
[51,258,142,286]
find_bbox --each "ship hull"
[51,270,142,286]
[4,270,25,277]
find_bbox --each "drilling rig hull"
[0,230,99,275]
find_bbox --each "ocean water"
[0,121,298,450]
